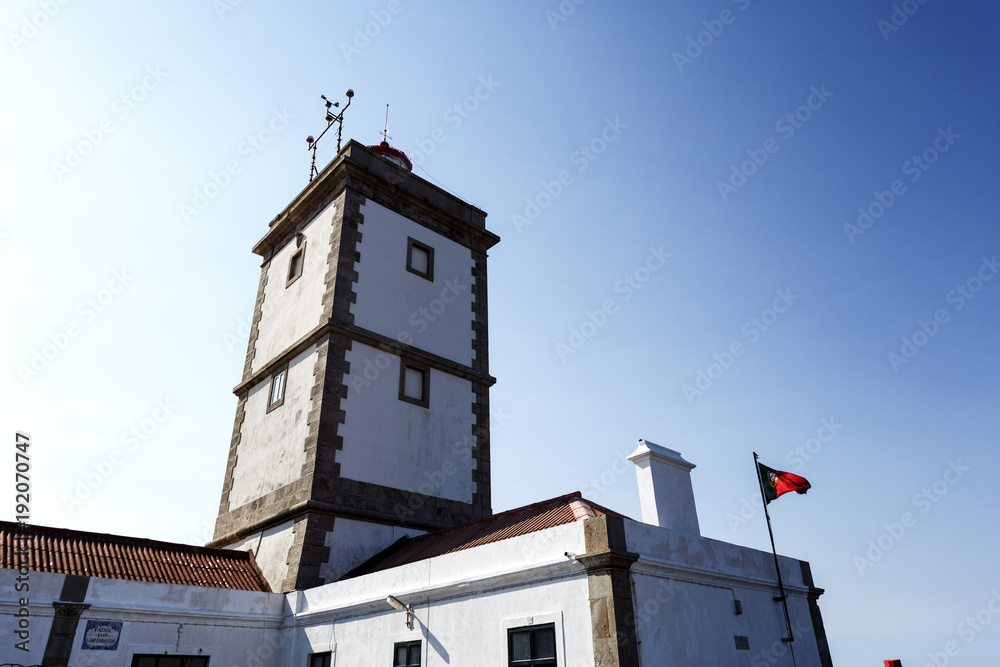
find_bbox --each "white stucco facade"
[229,344,318,509]
[337,341,477,503]
[351,199,475,367]
[227,518,298,592]
[624,520,826,667]
[318,518,425,583]
[0,569,284,667]
[287,522,593,667]
[2,512,830,667]
[252,203,335,374]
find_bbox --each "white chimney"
[627,439,700,535]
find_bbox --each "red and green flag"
[757,463,811,504]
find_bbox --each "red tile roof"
[343,492,623,579]
[0,521,270,592]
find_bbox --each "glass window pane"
[510,630,531,661]
[533,626,556,659]
[408,644,421,665]
[289,251,303,279]
[410,246,429,274]
[134,658,156,667]
[182,659,209,667]
[395,645,408,666]
[403,367,424,400]
[270,371,285,404]
[159,659,181,667]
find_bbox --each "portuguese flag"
[758,463,811,504]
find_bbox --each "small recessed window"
[406,237,434,282]
[393,641,421,667]
[508,624,556,667]
[267,366,287,412]
[287,243,306,287]
[398,361,429,408]
[309,652,331,667]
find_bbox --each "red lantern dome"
[367,140,413,172]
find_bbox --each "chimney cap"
[627,439,696,472]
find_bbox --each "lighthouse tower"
[210,138,499,592]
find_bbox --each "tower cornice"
[252,140,499,259]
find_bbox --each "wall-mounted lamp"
[386,595,413,629]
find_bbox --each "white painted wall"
[292,523,593,667]
[351,199,475,367]
[0,569,285,667]
[338,341,476,503]
[0,569,60,665]
[230,344,317,509]
[624,518,825,667]
[319,518,425,583]
[227,518,297,591]
[253,203,335,374]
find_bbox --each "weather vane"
[306,87,354,182]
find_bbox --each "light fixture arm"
[386,594,414,629]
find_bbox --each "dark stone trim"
[332,320,496,387]
[280,512,337,592]
[241,258,271,383]
[211,478,312,546]
[233,321,331,395]
[210,493,479,548]
[51,602,89,617]
[233,320,496,397]
[576,549,641,572]
[469,247,491,517]
[59,574,89,602]
[581,516,641,667]
[214,394,247,523]
[800,561,834,667]
[41,575,90,667]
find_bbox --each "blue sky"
[2,1,999,665]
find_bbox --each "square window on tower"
[399,361,429,408]
[406,237,434,282]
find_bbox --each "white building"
[1,139,833,667]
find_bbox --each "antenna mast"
[305,87,354,182]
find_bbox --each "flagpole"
[754,451,795,644]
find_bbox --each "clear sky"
[2,1,998,665]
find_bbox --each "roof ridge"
[402,491,585,546]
